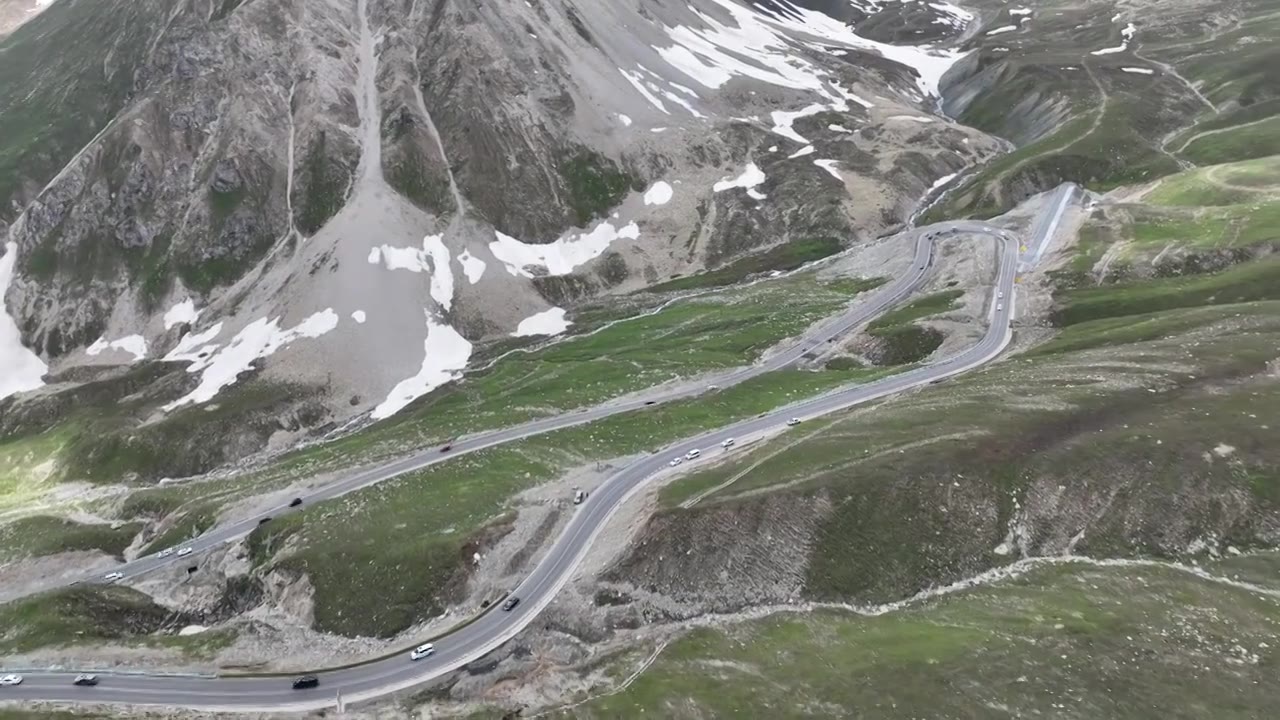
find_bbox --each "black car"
[258,516,272,525]
[502,596,520,612]
[292,675,319,690]
[289,497,303,508]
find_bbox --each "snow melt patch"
[178,625,207,636]
[163,310,339,411]
[813,159,842,180]
[986,25,1018,36]
[163,299,201,330]
[618,114,633,127]
[513,307,572,337]
[0,242,48,400]
[1121,66,1155,75]
[86,335,148,362]
[644,181,674,206]
[164,323,224,364]
[1091,22,1136,55]
[490,221,639,278]
[771,104,827,144]
[713,163,767,200]
[887,115,935,123]
[372,315,472,420]
[368,234,455,310]
[927,172,960,194]
[653,0,964,101]
[352,310,367,324]
[456,250,486,284]
[788,145,816,159]
[828,123,853,133]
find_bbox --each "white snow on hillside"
[1092,22,1137,55]
[1121,67,1155,75]
[813,159,842,180]
[163,299,201,330]
[352,310,367,324]
[713,163,767,200]
[367,234,455,310]
[372,315,472,420]
[0,242,48,400]
[456,250,486,284]
[927,171,960,194]
[986,25,1018,36]
[513,307,572,337]
[828,123,853,133]
[86,335,148,362]
[788,145,816,159]
[644,181,674,206]
[164,323,223,364]
[771,104,827,144]
[490,221,640,278]
[163,309,339,410]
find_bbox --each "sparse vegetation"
[0,517,140,563]
[645,238,853,293]
[558,150,638,226]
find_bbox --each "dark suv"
[292,675,319,690]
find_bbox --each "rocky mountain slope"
[0,0,993,457]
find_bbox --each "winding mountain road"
[2,185,1076,711]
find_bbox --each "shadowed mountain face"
[0,0,988,459]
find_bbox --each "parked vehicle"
[292,676,319,690]
[573,490,587,505]
[410,643,435,661]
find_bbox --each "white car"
[573,490,587,505]
[721,438,735,449]
[157,547,175,558]
[997,291,1004,299]
[997,303,1004,311]
[409,643,435,661]
[786,418,801,427]
[104,572,124,582]
[685,449,701,460]
[0,674,21,686]
[669,457,683,467]
[177,547,194,557]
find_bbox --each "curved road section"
[5,186,1074,710]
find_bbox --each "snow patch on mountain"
[372,315,472,420]
[456,250,486,284]
[163,299,201,330]
[513,307,572,337]
[490,221,640,278]
[0,242,48,400]
[714,163,768,200]
[644,181,674,206]
[163,309,340,411]
[367,234,455,310]
[86,335,148,362]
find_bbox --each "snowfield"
[490,221,640,278]
[714,163,768,200]
[86,335,148,362]
[372,315,472,420]
[0,242,48,400]
[163,299,201,330]
[513,307,572,337]
[644,181,674,206]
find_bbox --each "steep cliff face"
[1,0,994,455]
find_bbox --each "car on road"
[573,490,587,505]
[103,571,124,582]
[0,674,21,686]
[996,303,1004,311]
[73,674,98,686]
[177,547,193,557]
[786,418,801,426]
[409,643,435,660]
[643,400,656,406]
[721,438,735,449]
[258,517,272,525]
[708,384,718,390]
[157,547,175,558]
[292,675,319,690]
[289,497,303,508]
[684,449,701,460]
[440,443,453,452]
[502,596,520,612]
[668,457,683,467]
[997,291,1004,299]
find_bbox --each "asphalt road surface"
[2,186,1074,711]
